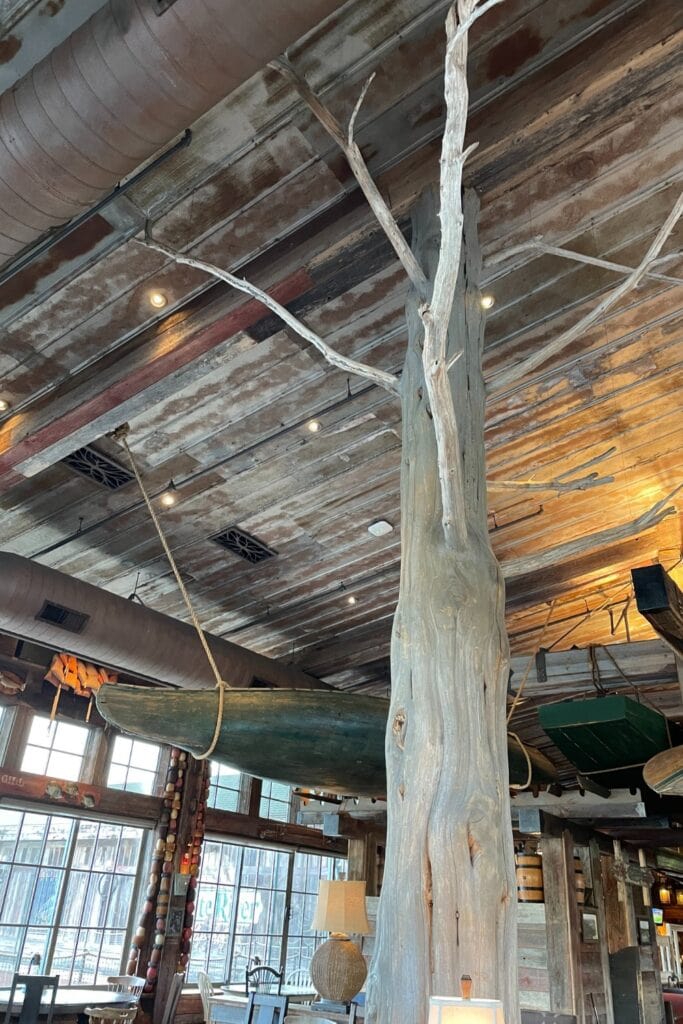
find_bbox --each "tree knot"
[392,708,407,750]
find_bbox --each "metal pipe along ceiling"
[0,552,327,691]
[0,0,344,265]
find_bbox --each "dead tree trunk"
[365,190,519,1024]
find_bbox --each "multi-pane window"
[0,808,147,986]
[285,851,341,979]
[21,716,89,782]
[259,780,292,823]
[107,736,161,795]
[207,763,243,812]
[189,838,345,985]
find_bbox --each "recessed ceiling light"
[307,420,321,433]
[149,290,168,309]
[160,482,177,507]
[368,520,394,537]
[480,294,495,310]
[347,595,357,606]
[0,399,10,413]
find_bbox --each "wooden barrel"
[516,853,544,902]
[574,857,586,905]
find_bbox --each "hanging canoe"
[643,746,683,796]
[96,684,557,796]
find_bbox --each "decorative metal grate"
[61,445,134,491]
[211,526,277,564]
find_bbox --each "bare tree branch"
[487,237,683,286]
[417,0,506,547]
[489,190,683,395]
[271,57,429,300]
[502,484,682,578]
[137,235,401,397]
[489,470,613,494]
[489,446,616,493]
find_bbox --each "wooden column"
[347,833,379,896]
[153,755,206,1024]
[589,839,615,1024]
[542,829,584,1021]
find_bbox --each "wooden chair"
[158,972,185,1024]
[3,974,59,1024]
[197,972,233,1024]
[106,978,146,1005]
[245,966,283,997]
[244,993,288,1024]
[84,1008,138,1024]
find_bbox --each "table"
[0,988,136,1016]
[222,985,316,1003]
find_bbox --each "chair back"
[245,993,288,1024]
[84,1008,139,1024]
[159,972,185,1024]
[197,972,214,1022]
[245,966,283,997]
[106,978,146,1004]
[3,974,59,1024]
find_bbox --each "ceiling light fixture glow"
[307,420,321,433]
[0,399,10,413]
[347,595,357,606]
[149,290,168,309]
[160,481,178,508]
[480,294,495,310]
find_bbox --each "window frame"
[189,833,346,986]
[0,802,152,985]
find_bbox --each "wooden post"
[589,839,615,1024]
[542,829,584,1020]
[347,833,379,896]
[152,755,205,1024]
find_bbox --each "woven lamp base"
[310,933,367,1003]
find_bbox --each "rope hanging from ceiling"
[113,424,226,760]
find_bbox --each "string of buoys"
[178,762,209,971]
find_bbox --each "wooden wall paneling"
[542,829,585,1020]
[588,839,615,1024]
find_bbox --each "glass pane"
[53,721,88,755]
[51,927,77,982]
[213,788,239,812]
[81,873,111,928]
[0,810,22,859]
[61,871,87,927]
[16,815,47,862]
[94,824,120,871]
[1,865,37,923]
[21,745,48,776]
[73,821,98,869]
[130,740,159,770]
[44,818,73,867]
[117,829,143,873]
[27,716,54,747]
[125,767,154,795]
[0,926,23,985]
[107,763,128,790]
[105,876,134,929]
[98,929,126,981]
[111,736,131,764]
[46,750,82,781]
[29,868,62,925]
[21,928,51,972]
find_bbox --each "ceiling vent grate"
[211,527,277,564]
[36,600,90,634]
[61,445,134,491]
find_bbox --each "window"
[259,780,292,823]
[107,736,161,795]
[0,808,147,986]
[189,838,345,985]
[207,763,243,812]
[21,716,89,782]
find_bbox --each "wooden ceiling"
[0,0,681,710]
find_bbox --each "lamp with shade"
[310,879,370,1004]
[428,977,506,1024]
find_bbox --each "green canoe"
[96,684,557,796]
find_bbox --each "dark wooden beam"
[632,564,683,656]
[205,806,346,855]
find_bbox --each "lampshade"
[311,880,370,934]
[428,996,506,1024]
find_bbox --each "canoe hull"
[96,684,557,796]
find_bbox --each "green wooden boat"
[96,684,557,796]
